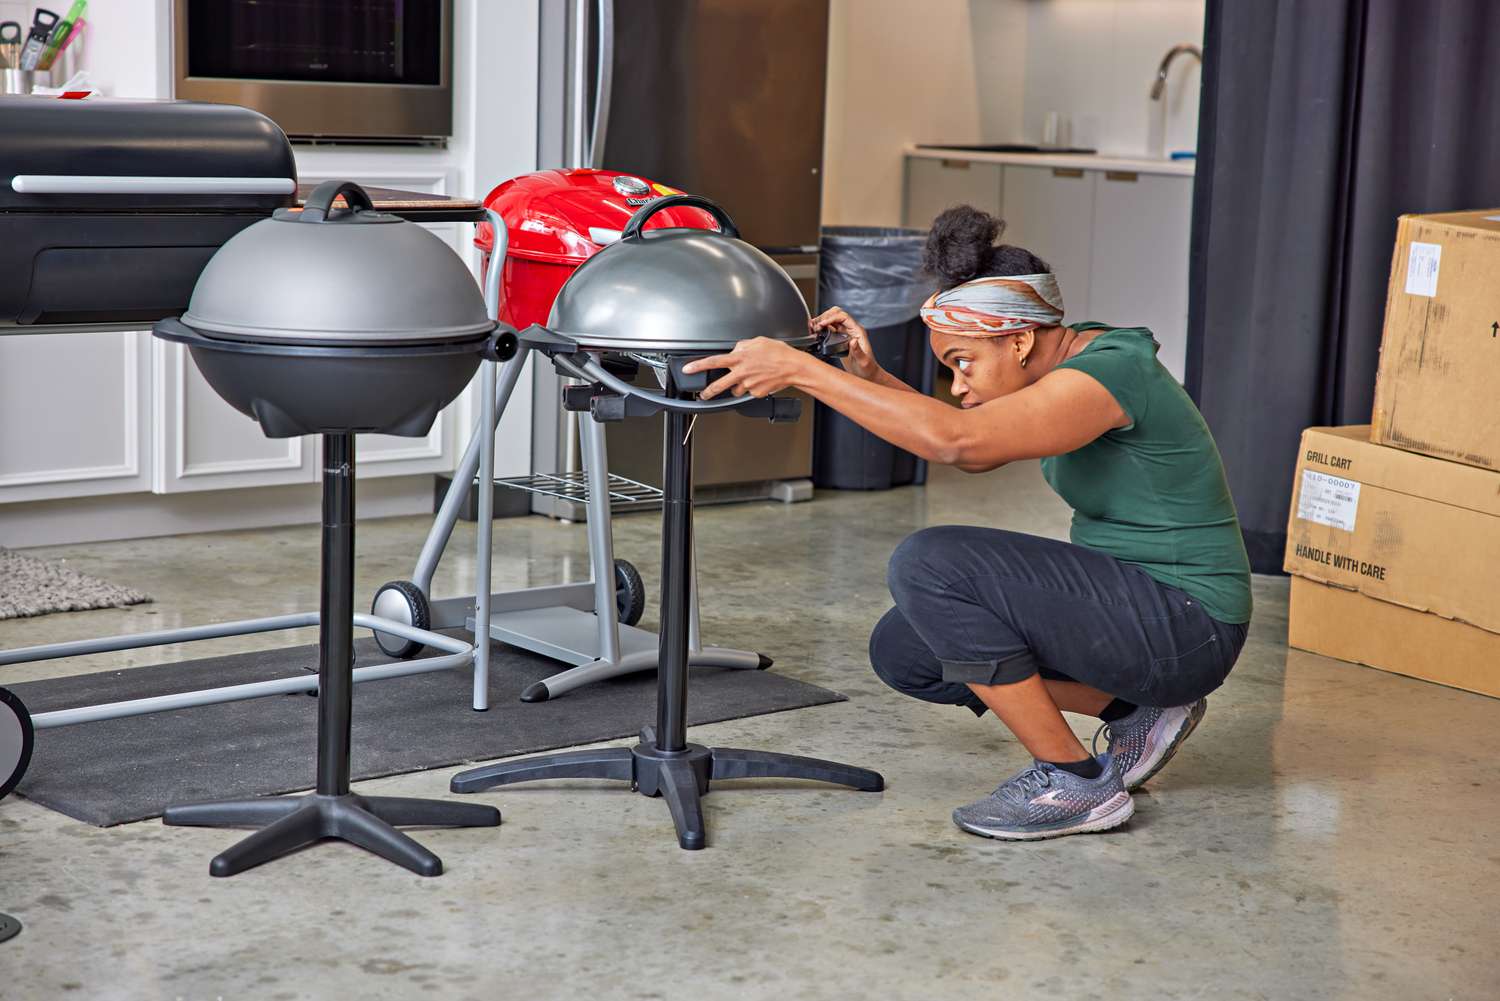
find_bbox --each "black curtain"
[1186,0,1500,572]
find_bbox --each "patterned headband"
[919,273,1065,337]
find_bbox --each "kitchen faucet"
[1150,43,1202,100]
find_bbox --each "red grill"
[474,168,718,329]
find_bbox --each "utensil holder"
[2,69,49,95]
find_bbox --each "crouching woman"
[682,206,1252,841]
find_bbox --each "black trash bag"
[817,226,936,329]
[814,226,937,491]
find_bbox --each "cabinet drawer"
[903,157,1003,230]
[1088,173,1193,380]
[0,330,153,503]
[1000,165,1096,322]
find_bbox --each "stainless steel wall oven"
[173,0,452,144]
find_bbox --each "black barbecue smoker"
[0,95,298,328]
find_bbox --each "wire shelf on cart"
[494,471,664,513]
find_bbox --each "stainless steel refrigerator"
[531,0,830,514]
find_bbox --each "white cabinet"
[3,332,460,502]
[1087,171,1193,380]
[1000,165,1096,323]
[0,330,153,505]
[903,157,1002,231]
[150,342,460,494]
[150,339,318,494]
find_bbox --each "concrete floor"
[1,461,1496,1000]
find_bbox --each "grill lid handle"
[299,180,376,223]
[620,194,739,241]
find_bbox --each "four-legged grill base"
[449,396,884,849]
[450,729,883,851]
[163,793,502,877]
[162,433,500,876]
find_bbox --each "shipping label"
[1296,470,1360,532]
[1405,241,1442,297]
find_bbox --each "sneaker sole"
[1124,700,1207,791]
[955,792,1135,841]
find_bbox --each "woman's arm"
[809,306,919,394]
[797,359,1125,470]
[684,339,1127,472]
[869,366,922,395]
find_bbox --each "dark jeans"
[870,526,1248,716]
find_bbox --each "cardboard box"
[1371,210,1500,471]
[1284,426,1500,697]
[1285,425,1500,632]
[1288,577,1500,698]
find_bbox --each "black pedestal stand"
[163,434,501,877]
[450,394,883,850]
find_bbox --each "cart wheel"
[614,559,646,626]
[0,687,34,802]
[370,580,431,659]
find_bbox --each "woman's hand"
[681,337,813,400]
[811,306,880,381]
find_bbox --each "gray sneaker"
[951,754,1134,841]
[1096,699,1207,791]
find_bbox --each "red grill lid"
[475,169,719,264]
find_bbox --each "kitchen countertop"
[906,144,1195,177]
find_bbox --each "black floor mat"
[9,633,846,826]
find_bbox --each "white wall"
[1021,0,1203,158]
[822,0,1204,227]
[822,0,1026,227]
[74,0,174,97]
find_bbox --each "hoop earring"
[1020,356,1029,369]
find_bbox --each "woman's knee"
[867,607,916,690]
[887,526,973,603]
[868,607,981,713]
[867,606,945,696]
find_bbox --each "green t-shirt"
[1038,324,1252,624]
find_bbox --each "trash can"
[813,226,936,490]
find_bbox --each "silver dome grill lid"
[545,195,814,355]
[181,181,495,347]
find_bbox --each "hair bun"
[921,205,1006,286]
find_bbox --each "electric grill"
[449,195,884,850]
[154,181,500,437]
[154,180,514,877]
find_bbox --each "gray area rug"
[10,632,846,826]
[0,546,152,620]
